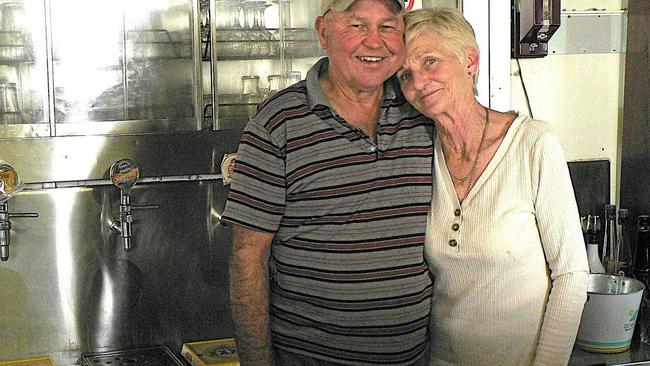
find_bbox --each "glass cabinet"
[0,0,324,138]
[203,0,323,129]
[0,1,48,136]
[0,0,199,138]
[51,0,197,135]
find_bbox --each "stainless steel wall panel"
[0,130,242,183]
[1,180,235,365]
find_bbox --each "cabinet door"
[0,0,49,138]
[204,0,324,130]
[50,0,200,136]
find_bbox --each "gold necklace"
[455,106,489,202]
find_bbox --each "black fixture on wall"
[511,0,562,58]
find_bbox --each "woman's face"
[397,32,475,118]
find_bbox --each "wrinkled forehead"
[404,34,436,62]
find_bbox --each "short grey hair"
[404,7,479,94]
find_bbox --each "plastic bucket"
[576,274,645,353]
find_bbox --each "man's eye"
[425,58,437,66]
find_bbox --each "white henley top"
[425,114,589,365]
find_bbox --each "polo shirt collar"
[306,57,401,112]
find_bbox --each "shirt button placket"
[449,208,462,251]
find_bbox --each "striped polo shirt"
[221,58,434,366]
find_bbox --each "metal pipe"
[0,202,10,261]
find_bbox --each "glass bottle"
[635,215,650,283]
[582,215,605,274]
[617,209,633,277]
[603,204,617,273]
[635,215,650,344]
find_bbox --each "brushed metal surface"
[0,179,235,366]
[0,130,242,183]
[0,130,243,365]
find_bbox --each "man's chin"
[353,75,394,91]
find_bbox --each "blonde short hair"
[404,7,479,93]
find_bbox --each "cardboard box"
[0,358,54,366]
[181,338,239,366]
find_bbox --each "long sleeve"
[531,129,589,365]
[534,271,589,365]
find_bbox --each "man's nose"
[362,27,383,48]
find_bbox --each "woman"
[397,7,589,366]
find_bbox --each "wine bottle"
[635,215,650,284]
[635,215,650,345]
[603,204,617,273]
[617,209,633,277]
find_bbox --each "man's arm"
[229,225,275,366]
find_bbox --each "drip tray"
[82,346,185,366]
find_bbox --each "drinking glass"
[216,1,252,58]
[0,82,21,124]
[268,74,284,92]
[241,76,260,95]
[285,71,301,87]
[257,1,274,55]
[243,1,263,56]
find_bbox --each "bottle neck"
[635,230,650,274]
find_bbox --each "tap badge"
[221,153,237,185]
[0,161,23,202]
[110,159,140,190]
[111,168,140,186]
[0,169,17,193]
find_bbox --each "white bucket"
[576,274,645,353]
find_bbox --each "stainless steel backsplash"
[0,130,242,365]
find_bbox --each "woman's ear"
[315,16,328,50]
[465,47,479,76]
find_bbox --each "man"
[221,0,433,365]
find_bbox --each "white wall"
[510,53,625,202]
[464,0,628,203]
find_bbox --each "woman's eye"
[398,72,412,82]
[425,58,437,66]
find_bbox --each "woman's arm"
[534,271,588,365]
[530,129,589,365]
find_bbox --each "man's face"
[316,0,405,92]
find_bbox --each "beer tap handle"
[109,158,158,252]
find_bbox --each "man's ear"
[315,16,328,50]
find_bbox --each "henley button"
[449,239,458,247]
[454,209,461,216]
[369,145,377,152]
[451,223,460,231]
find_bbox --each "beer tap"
[0,162,37,261]
[0,202,38,261]
[109,159,158,252]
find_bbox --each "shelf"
[210,27,324,60]
[0,57,35,64]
